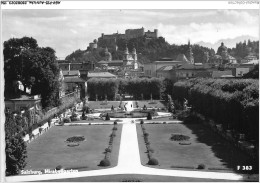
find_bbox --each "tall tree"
[4,37,61,108]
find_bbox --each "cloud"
[70,29,78,34]
[2,9,258,57]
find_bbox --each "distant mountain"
[195,35,258,52]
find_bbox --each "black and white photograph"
[1,1,259,182]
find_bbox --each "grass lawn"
[42,174,237,182]
[24,124,122,172]
[134,100,166,109]
[136,123,257,173]
[86,101,121,110]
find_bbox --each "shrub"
[148,158,159,165]
[147,147,154,153]
[144,132,149,137]
[147,112,152,120]
[63,118,71,123]
[70,117,79,121]
[197,164,206,169]
[114,121,118,125]
[99,159,111,167]
[105,147,112,153]
[112,127,117,131]
[110,133,116,137]
[55,165,63,170]
[140,119,144,124]
[105,113,110,121]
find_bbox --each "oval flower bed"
[66,135,85,147]
[170,134,190,141]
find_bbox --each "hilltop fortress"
[89,27,158,50]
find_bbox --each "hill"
[65,36,215,64]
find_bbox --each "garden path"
[6,102,244,182]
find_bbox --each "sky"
[2,9,259,58]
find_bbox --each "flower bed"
[140,124,159,166]
[66,136,85,143]
[170,134,190,141]
[99,124,118,167]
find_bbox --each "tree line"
[228,40,259,61]
[173,78,259,141]
[87,78,172,101]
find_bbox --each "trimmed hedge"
[99,159,111,167]
[173,78,259,141]
[148,158,159,165]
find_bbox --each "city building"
[212,70,233,78]
[5,95,41,125]
[232,67,250,77]
[58,61,94,71]
[175,63,211,80]
[156,65,177,81]
[144,56,190,77]
[97,45,143,78]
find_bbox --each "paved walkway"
[6,101,244,181]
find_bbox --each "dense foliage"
[5,113,27,176]
[173,78,259,141]
[87,77,167,100]
[228,40,259,61]
[4,37,61,108]
[243,64,259,79]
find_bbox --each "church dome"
[217,42,228,55]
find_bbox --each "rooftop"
[157,65,176,72]
[62,70,80,76]
[64,77,86,83]
[6,95,41,101]
[176,54,190,63]
[88,72,117,78]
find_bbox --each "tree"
[5,114,27,176]
[4,37,61,108]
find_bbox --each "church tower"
[187,39,194,64]
[123,44,129,66]
[132,46,137,61]
[132,46,138,69]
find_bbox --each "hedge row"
[173,78,259,140]
[99,124,118,167]
[141,124,159,165]
[87,78,166,101]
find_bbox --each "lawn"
[134,100,166,109]
[136,123,256,173]
[86,101,121,110]
[24,124,122,172]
